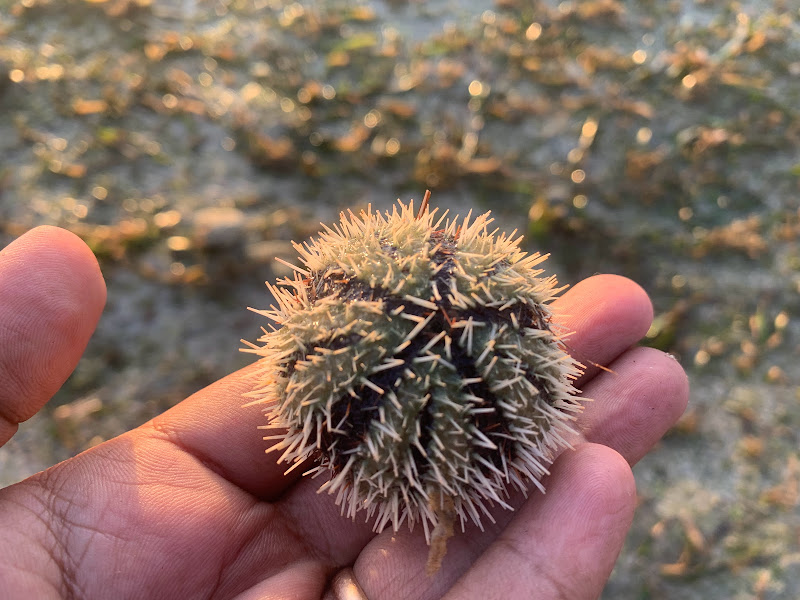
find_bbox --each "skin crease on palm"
[0,225,688,600]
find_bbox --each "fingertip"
[537,443,636,539]
[567,273,654,338]
[628,346,690,429]
[0,226,106,428]
[600,273,653,319]
[663,349,690,419]
[564,443,637,519]
[5,226,107,369]
[581,346,690,465]
[15,226,108,309]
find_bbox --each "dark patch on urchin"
[410,391,437,475]
[322,388,379,469]
[429,230,459,302]
[318,307,520,479]
[319,300,439,474]
[449,342,518,470]
[326,332,364,352]
[309,267,374,305]
[377,234,400,261]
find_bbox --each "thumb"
[0,226,106,446]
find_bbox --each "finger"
[0,226,106,446]
[578,346,689,465]
[551,274,653,386]
[441,444,635,600]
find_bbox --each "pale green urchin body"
[244,197,585,566]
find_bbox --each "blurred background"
[1,0,799,596]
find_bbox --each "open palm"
[0,226,687,599]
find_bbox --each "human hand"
[0,226,688,599]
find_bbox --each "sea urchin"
[244,194,585,573]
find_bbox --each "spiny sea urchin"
[244,194,585,572]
